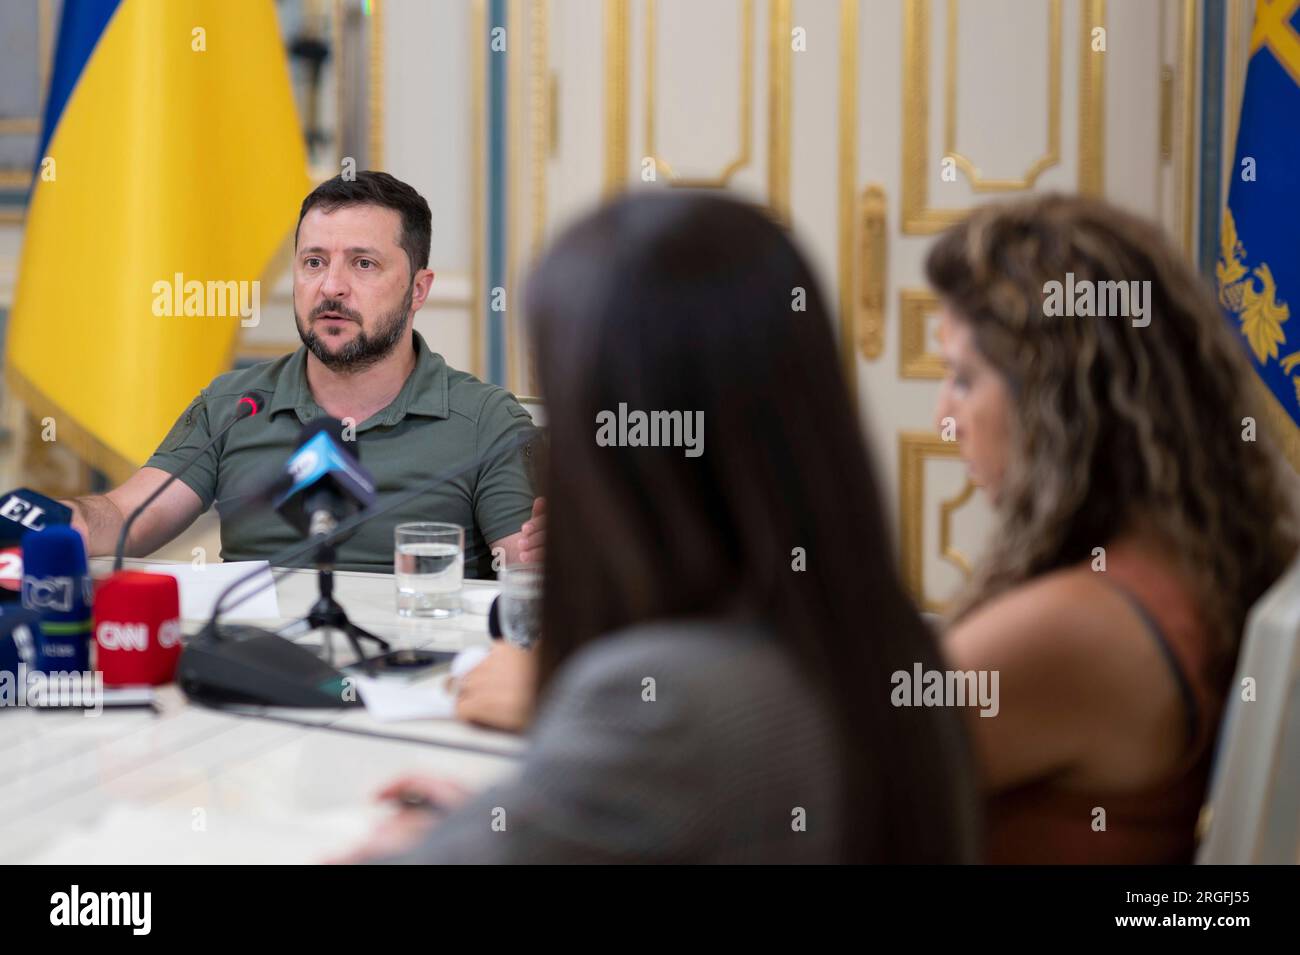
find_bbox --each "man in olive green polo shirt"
[66,171,543,576]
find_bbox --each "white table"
[0,559,524,864]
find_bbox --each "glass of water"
[498,564,543,648]
[395,522,464,618]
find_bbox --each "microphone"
[273,417,375,539]
[93,571,183,686]
[113,390,265,571]
[0,605,40,679]
[21,525,94,673]
[0,488,72,602]
[176,427,540,708]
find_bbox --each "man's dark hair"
[295,170,431,279]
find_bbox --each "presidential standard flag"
[6,0,309,482]
[1218,0,1300,468]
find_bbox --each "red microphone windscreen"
[93,571,183,686]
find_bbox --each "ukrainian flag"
[7,0,308,482]
[1218,0,1300,468]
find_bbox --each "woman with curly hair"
[928,193,1298,864]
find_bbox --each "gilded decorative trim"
[837,0,858,395]
[471,0,487,379]
[1226,0,1247,161]
[899,289,945,379]
[1160,64,1174,161]
[943,0,1061,191]
[767,0,792,220]
[529,0,550,255]
[525,0,549,394]
[938,478,976,576]
[1180,0,1198,253]
[603,0,630,193]
[368,0,384,170]
[904,0,1091,233]
[1077,0,1106,196]
[899,430,967,612]
[0,0,56,199]
[644,0,753,186]
[856,184,887,360]
[507,0,525,394]
[0,119,40,135]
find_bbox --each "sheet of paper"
[355,672,457,722]
[143,560,281,622]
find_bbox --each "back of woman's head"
[925,192,1298,663]
[525,191,978,862]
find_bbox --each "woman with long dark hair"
[344,192,979,863]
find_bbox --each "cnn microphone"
[273,417,376,539]
[21,525,93,673]
[113,390,265,570]
[0,488,72,603]
[93,571,183,686]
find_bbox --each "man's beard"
[295,284,412,372]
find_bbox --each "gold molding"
[1077,0,1106,196]
[1179,0,1198,254]
[603,0,630,193]
[1226,0,1248,162]
[505,0,550,395]
[837,0,858,397]
[0,0,56,201]
[904,0,1098,233]
[471,0,487,379]
[524,0,549,395]
[38,0,53,102]
[900,430,972,612]
[856,184,887,360]
[938,478,977,576]
[899,289,945,379]
[0,119,39,135]
[529,0,550,255]
[644,0,753,187]
[368,0,384,170]
[767,0,792,220]
[605,0,789,213]
[507,0,525,393]
[1159,64,1174,161]
[943,0,1061,191]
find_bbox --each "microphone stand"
[278,531,394,675]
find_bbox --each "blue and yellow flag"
[1218,0,1300,468]
[7,0,308,482]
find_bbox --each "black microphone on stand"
[176,427,541,709]
[113,392,266,571]
[270,418,388,669]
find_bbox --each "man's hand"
[454,642,538,732]
[519,496,546,564]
